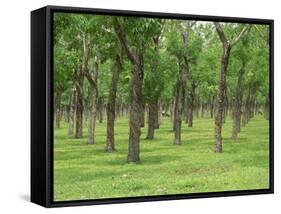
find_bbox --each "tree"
[106,50,123,152]
[213,22,250,152]
[166,20,194,145]
[144,20,165,140]
[113,17,162,162]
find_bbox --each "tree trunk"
[195,98,199,119]
[188,81,196,127]
[113,17,145,163]
[74,33,91,138]
[174,64,187,145]
[146,102,158,140]
[128,65,144,162]
[106,54,122,152]
[87,85,97,144]
[242,89,251,126]
[264,96,269,120]
[214,22,250,152]
[68,89,76,136]
[232,64,244,140]
[85,58,99,144]
[74,70,84,138]
[55,92,62,128]
[140,103,145,128]
[97,96,104,123]
[158,103,162,126]
[172,96,176,129]
[173,21,191,144]
[210,95,215,118]
[214,44,231,153]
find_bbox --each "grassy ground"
[54,115,269,201]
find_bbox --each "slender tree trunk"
[87,85,97,144]
[97,96,104,123]
[214,44,231,153]
[55,92,62,128]
[146,102,158,139]
[242,89,251,126]
[172,96,176,129]
[106,54,122,152]
[174,21,191,144]
[210,95,215,118]
[140,103,145,128]
[158,103,162,126]
[63,106,68,123]
[174,64,187,145]
[74,71,84,138]
[68,89,76,136]
[232,64,244,140]
[85,58,99,144]
[188,81,196,127]
[74,33,91,138]
[222,89,228,124]
[185,97,189,124]
[154,103,160,129]
[265,96,269,120]
[195,97,200,119]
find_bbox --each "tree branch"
[112,17,137,65]
[214,22,228,45]
[231,25,251,47]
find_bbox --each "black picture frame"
[31,5,274,208]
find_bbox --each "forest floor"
[54,115,269,201]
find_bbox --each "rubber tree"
[53,13,76,131]
[213,22,250,153]
[144,20,166,140]
[166,20,195,145]
[230,34,252,139]
[113,17,162,162]
[106,49,123,152]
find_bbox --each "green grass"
[54,115,270,201]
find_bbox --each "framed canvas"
[31,5,274,208]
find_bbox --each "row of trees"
[54,13,269,163]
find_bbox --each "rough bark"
[106,53,122,152]
[128,65,144,162]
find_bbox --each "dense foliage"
[54,13,269,162]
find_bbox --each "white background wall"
[0,0,279,213]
